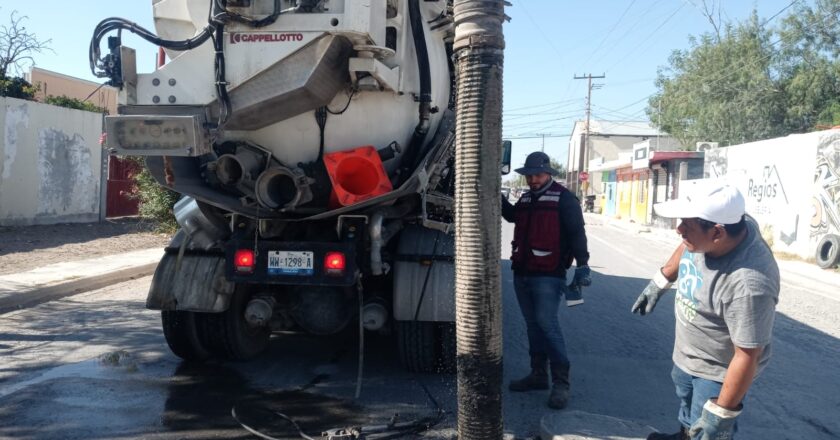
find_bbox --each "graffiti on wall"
[704,148,727,179]
[703,146,800,245]
[812,133,840,238]
[745,164,799,245]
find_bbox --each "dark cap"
[515,151,559,176]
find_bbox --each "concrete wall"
[0,97,104,226]
[703,129,840,259]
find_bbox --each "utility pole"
[535,132,548,152]
[573,73,605,197]
[657,98,662,150]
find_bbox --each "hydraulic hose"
[397,0,433,185]
[452,1,506,439]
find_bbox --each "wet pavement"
[0,277,454,440]
[1,221,839,439]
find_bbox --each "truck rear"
[92,0,472,371]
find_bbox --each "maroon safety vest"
[511,181,572,273]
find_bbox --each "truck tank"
[92,0,466,371]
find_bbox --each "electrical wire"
[579,0,638,68]
[413,232,441,321]
[213,0,283,28]
[355,277,364,399]
[503,114,582,131]
[587,0,669,68]
[212,20,232,127]
[315,107,328,160]
[326,90,357,115]
[88,0,291,132]
[89,17,214,79]
[503,133,572,140]
[761,0,801,27]
[231,406,317,440]
[83,82,107,102]
[605,2,687,72]
[503,97,582,113]
[616,3,840,119]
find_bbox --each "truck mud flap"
[146,253,234,312]
[393,225,455,322]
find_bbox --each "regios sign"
[229,32,305,44]
[747,165,788,204]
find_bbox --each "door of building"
[105,156,140,217]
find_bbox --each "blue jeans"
[513,274,570,367]
[671,365,740,437]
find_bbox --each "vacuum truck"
[91,0,510,371]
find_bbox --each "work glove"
[630,269,673,316]
[572,265,591,287]
[688,399,741,440]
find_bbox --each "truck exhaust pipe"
[245,297,275,327]
[452,0,506,439]
[361,299,389,331]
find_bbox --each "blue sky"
[5,0,804,174]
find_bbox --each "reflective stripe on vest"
[511,181,566,273]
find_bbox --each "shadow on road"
[0,265,837,439]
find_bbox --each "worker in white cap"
[632,181,780,440]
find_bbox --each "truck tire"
[397,320,437,373]
[203,286,271,360]
[438,322,456,373]
[161,310,212,361]
[816,234,840,269]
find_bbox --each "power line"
[514,0,566,62]
[503,97,582,113]
[591,105,649,121]
[604,5,829,119]
[657,2,840,96]
[503,102,584,119]
[607,77,656,87]
[503,133,571,140]
[580,0,639,67]
[503,113,583,129]
[760,0,801,27]
[605,2,687,72]
[588,0,669,67]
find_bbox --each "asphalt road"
[0,221,838,439]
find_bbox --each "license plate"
[267,251,314,276]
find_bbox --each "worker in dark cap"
[501,151,591,409]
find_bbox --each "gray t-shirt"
[673,216,780,382]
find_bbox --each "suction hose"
[452,1,506,439]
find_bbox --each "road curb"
[584,213,676,244]
[0,262,158,315]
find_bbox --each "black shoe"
[509,354,549,392]
[647,427,689,440]
[508,369,549,391]
[547,362,570,410]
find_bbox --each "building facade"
[25,67,118,115]
[566,120,676,197]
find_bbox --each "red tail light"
[324,251,346,276]
[234,249,255,274]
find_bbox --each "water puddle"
[162,362,368,438]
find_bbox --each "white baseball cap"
[654,181,746,224]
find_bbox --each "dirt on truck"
[90,0,509,371]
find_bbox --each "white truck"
[92,0,510,371]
